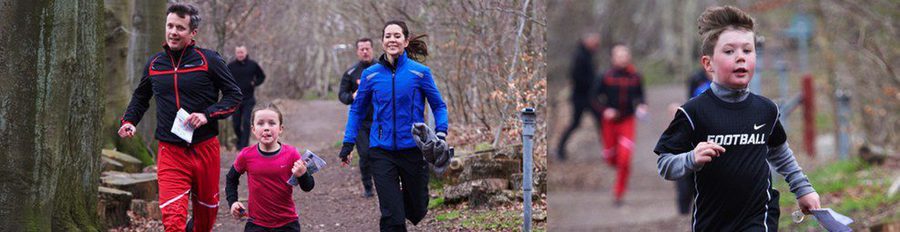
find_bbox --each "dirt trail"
[548,84,692,231]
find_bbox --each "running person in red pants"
[596,44,647,205]
[118,3,242,231]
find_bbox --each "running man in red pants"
[596,44,647,206]
[118,3,242,231]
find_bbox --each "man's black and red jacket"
[595,64,645,118]
[122,41,243,146]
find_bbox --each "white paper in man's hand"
[812,208,853,232]
[170,108,194,143]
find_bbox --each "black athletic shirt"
[654,88,786,231]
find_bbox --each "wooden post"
[803,74,816,157]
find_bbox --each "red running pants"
[157,137,220,232]
[601,116,635,201]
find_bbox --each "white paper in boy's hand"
[812,208,853,232]
[302,150,327,175]
[170,108,194,143]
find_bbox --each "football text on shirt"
[706,133,766,146]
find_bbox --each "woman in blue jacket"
[338,20,449,232]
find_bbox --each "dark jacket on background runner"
[228,56,266,150]
[227,56,266,101]
[122,40,243,146]
[688,69,712,99]
[571,43,597,100]
[339,60,377,195]
[339,61,375,127]
[596,65,645,118]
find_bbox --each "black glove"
[339,142,355,163]
[436,131,447,141]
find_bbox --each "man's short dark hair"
[356,38,372,48]
[167,3,201,30]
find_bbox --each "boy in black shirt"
[654,6,821,231]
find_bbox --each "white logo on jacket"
[409,70,424,78]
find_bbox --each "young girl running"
[655,6,821,231]
[225,103,315,232]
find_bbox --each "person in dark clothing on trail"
[228,45,267,151]
[339,20,448,232]
[118,3,243,231]
[556,33,603,160]
[338,37,377,198]
[670,68,712,215]
[596,44,647,206]
[688,68,713,100]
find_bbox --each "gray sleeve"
[767,142,816,198]
[657,151,704,180]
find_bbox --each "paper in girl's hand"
[811,208,853,232]
[287,150,328,186]
[302,150,327,175]
[171,108,194,143]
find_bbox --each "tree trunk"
[0,0,104,230]
[123,0,167,163]
[102,0,156,166]
[102,0,133,140]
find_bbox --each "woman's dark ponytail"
[406,34,428,63]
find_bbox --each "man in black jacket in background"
[556,33,602,160]
[338,38,376,197]
[228,45,266,150]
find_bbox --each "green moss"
[114,134,155,166]
[475,142,493,152]
[428,197,445,210]
[458,210,523,231]
[429,177,445,193]
[435,210,459,221]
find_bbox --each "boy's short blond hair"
[698,6,756,57]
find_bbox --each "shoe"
[613,199,624,208]
[364,189,375,198]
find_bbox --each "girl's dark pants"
[243,220,301,232]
